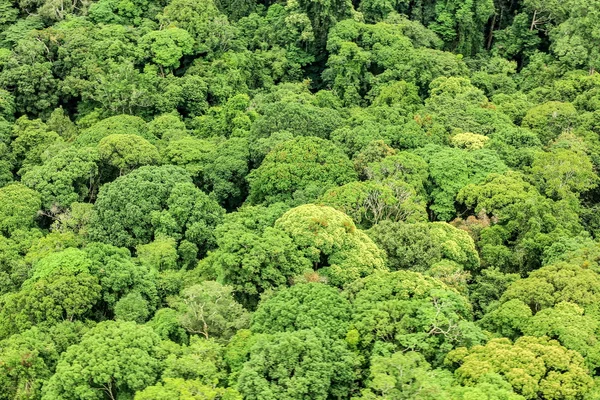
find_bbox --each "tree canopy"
[1,0,600,397]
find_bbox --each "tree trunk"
[487,13,497,50]
[530,10,537,31]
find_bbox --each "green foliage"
[422,76,513,136]
[0,327,58,400]
[359,350,455,400]
[90,166,224,252]
[319,180,427,228]
[323,19,469,105]
[457,171,584,272]
[135,378,242,400]
[10,117,62,176]
[251,283,351,338]
[530,148,598,199]
[237,329,357,400]
[171,281,250,341]
[114,291,151,323]
[359,350,526,399]
[501,262,600,316]
[251,95,344,140]
[202,204,309,306]
[345,270,484,363]
[521,101,579,145]
[523,302,600,370]
[470,267,521,318]
[1,0,600,395]
[446,336,594,399]
[84,242,158,312]
[43,321,164,399]
[0,183,41,236]
[141,28,195,70]
[22,147,99,210]
[75,115,155,147]
[364,151,429,195]
[274,204,387,286]
[450,132,489,149]
[487,126,542,168]
[98,134,159,175]
[247,137,357,205]
[162,336,228,385]
[368,221,480,272]
[549,0,600,71]
[0,249,102,338]
[415,144,508,221]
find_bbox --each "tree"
[203,205,309,307]
[550,0,600,73]
[0,327,58,400]
[89,166,224,251]
[171,281,250,341]
[158,0,234,57]
[162,336,229,385]
[21,146,99,210]
[414,145,508,221]
[469,267,520,318]
[43,321,164,399]
[114,292,151,323]
[251,282,351,338]
[201,138,250,210]
[214,0,255,20]
[426,0,495,55]
[323,20,469,105]
[135,378,242,400]
[345,270,484,363]
[487,126,542,168]
[530,148,598,200]
[290,0,354,50]
[97,134,159,176]
[364,151,429,197]
[136,236,179,271]
[450,132,489,150]
[0,62,59,117]
[359,350,525,400]
[161,137,218,185]
[367,221,480,272]
[162,137,251,210]
[251,94,344,141]
[84,242,159,315]
[457,171,584,272]
[9,117,62,175]
[0,183,41,236]
[353,140,397,180]
[521,101,578,145]
[0,249,102,338]
[87,0,153,25]
[421,76,512,136]
[141,28,195,72]
[446,336,594,400]
[247,137,357,205]
[500,262,600,316]
[319,180,427,228]
[50,202,95,237]
[523,302,600,371]
[75,115,155,147]
[274,204,387,287]
[148,113,188,141]
[236,329,357,400]
[360,351,456,400]
[0,235,29,295]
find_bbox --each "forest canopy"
[1,0,600,399]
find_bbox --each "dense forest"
[2,0,600,398]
